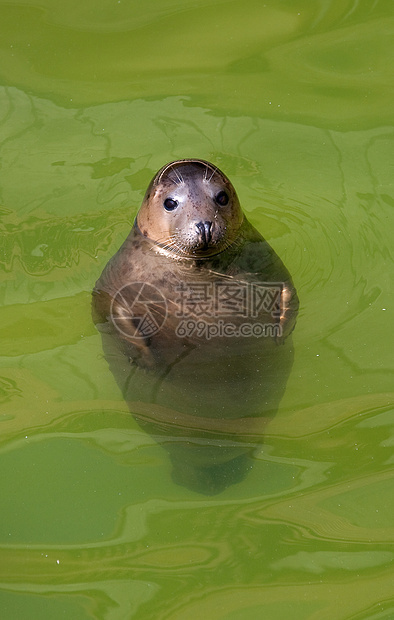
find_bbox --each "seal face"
[137,159,244,259]
[92,159,298,494]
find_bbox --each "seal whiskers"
[206,165,218,183]
[168,167,184,186]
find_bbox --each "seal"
[92,159,298,494]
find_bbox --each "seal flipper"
[92,288,156,370]
[278,283,298,342]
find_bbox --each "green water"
[0,0,393,618]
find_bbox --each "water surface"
[0,1,393,618]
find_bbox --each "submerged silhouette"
[92,159,298,494]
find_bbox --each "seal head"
[137,159,244,259]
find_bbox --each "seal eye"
[163,197,178,212]
[215,190,229,206]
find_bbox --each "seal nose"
[195,221,213,245]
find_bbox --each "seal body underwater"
[92,159,298,494]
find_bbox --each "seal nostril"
[195,221,206,244]
[204,221,213,243]
[196,221,213,245]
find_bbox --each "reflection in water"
[92,160,298,494]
